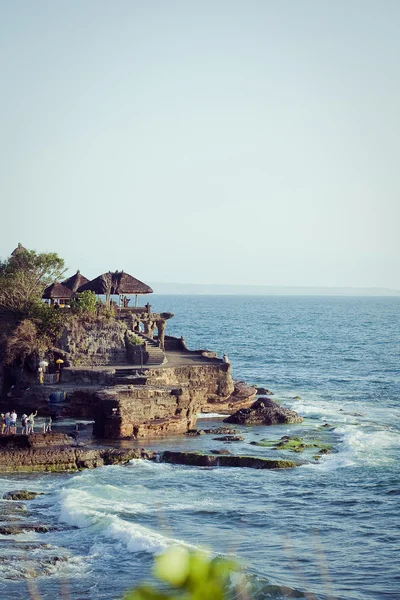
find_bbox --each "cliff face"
[92,363,235,439]
[58,318,129,366]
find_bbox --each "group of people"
[0,410,50,435]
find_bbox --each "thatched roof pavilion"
[61,270,90,293]
[42,282,74,303]
[79,271,153,296]
[11,243,27,257]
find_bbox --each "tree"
[0,247,66,313]
[4,319,48,367]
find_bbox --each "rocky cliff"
[93,363,235,438]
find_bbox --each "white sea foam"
[304,424,400,471]
[58,488,195,555]
[197,412,227,418]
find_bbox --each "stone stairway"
[114,368,147,385]
[136,332,166,366]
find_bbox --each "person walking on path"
[0,414,5,434]
[26,411,38,434]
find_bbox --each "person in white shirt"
[9,410,17,434]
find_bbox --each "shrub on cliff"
[4,319,49,367]
[69,290,97,315]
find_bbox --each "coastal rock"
[224,398,303,426]
[203,427,239,435]
[256,388,274,395]
[212,435,244,442]
[0,524,50,535]
[3,490,41,501]
[250,435,333,453]
[0,442,155,474]
[161,451,296,469]
[210,449,232,455]
[201,381,256,414]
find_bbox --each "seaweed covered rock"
[250,435,332,453]
[224,398,303,426]
[161,451,296,469]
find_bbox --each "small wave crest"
[307,425,400,471]
[58,488,195,555]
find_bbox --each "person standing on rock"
[21,413,28,435]
[44,415,52,433]
[10,410,17,434]
[4,412,11,434]
[26,411,38,434]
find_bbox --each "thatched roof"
[42,282,74,300]
[78,271,153,295]
[61,270,90,292]
[11,243,27,257]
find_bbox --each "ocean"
[0,296,399,600]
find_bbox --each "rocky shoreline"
[0,396,306,473]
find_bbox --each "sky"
[0,1,399,289]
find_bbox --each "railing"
[43,373,59,385]
[117,306,151,315]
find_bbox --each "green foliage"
[70,290,97,315]
[97,302,116,319]
[0,247,66,313]
[127,332,143,346]
[29,301,67,342]
[124,548,240,600]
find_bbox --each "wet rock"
[212,436,244,442]
[203,427,239,435]
[224,398,303,426]
[256,388,274,395]
[161,451,297,469]
[0,524,50,535]
[250,435,332,453]
[210,449,232,455]
[185,429,206,436]
[3,490,41,501]
[292,396,302,400]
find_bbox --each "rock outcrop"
[161,451,296,469]
[201,380,257,414]
[0,433,155,473]
[92,362,235,439]
[224,397,303,426]
[3,490,41,500]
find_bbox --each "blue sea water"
[0,296,399,600]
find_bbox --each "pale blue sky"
[0,1,399,289]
